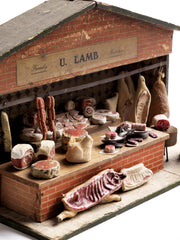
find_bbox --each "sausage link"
[36,97,47,140]
[46,96,56,141]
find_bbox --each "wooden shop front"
[0,0,179,222]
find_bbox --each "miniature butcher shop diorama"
[0,0,179,230]
[0,64,171,225]
[4,69,168,222]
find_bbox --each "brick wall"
[0,7,173,95]
[0,141,165,222]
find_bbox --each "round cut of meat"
[152,114,170,131]
[91,114,106,125]
[31,160,60,179]
[104,144,116,153]
[74,122,88,129]
[83,106,94,117]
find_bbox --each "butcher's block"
[0,124,168,222]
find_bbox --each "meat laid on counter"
[91,109,119,124]
[132,123,146,131]
[73,122,89,129]
[66,134,93,163]
[131,75,151,124]
[37,140,55,160]
[11,144,35,170]
[77,97,96,111]
[31,159,60,179]
[104,144,116,153]
[56,111,88,130]
[57,169,126,222]
[83,105,94,117]
[106,111,120,121]
[19,131,43,142]
[91,113,107,125]
[121,163,153,191]
[105,131,117,140]
[151,114,170,131]
[62,128,88,151]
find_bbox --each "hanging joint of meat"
[148,70,170,126]
[56,169,126,222]
[132,75,151,124]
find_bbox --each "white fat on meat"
[11,144,34,159]
[37,140,55,160]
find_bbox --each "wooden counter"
[0,123,169,222]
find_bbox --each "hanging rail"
[0,60,168,110]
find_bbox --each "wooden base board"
[1,160,180,240]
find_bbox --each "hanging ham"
[117,73,135,121]
[131,75,151,123]
[148,71,170,125]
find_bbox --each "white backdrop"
[0,1,180,239]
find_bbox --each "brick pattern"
[0,7,173,95]
[0,141,165,222]
[1,176,40,221]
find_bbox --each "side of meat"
[148,72,170,125]
[104,92,119,112]
[66,134,93,163]
[11,144,35,170]
[1,111,12,152]
[57,169,126,222]
[152,114,170,131]
[131,75,151,123]
[117,73,135,121]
